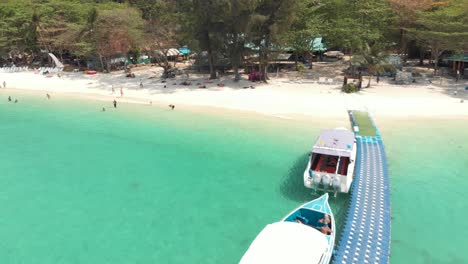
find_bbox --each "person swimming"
[169,104,175,110]
[14,99,18,103]
[102,107,106,112]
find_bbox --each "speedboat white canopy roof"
[312,128,355,157]
[240,221,328,264]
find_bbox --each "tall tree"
[283,0,321,70]
[223,0,256,81]
[389,0,435,61]
[93,7,144,72]
[351,43,392,88]
[191,0,228,79]
[316,0,396,54]
[406,1,468,74]
[248,0,297,82]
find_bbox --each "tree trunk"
[432,48,439,75]
[294,51,298,71]
[99,54,105,72]
[419,49,424,66]
[208,49,216,79]
[366,75,372,88]
[233,65,240,82]
[106,58,110,73]
[399,28,407,63]
[261,38,270,82]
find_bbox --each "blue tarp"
[178,47,191,55]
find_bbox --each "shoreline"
[1,70,467,121]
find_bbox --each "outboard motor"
[313,173,322,193]
[332,176,341,197]
[322,174,331,191]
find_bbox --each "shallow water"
[0,91,467,263]
[0,92,349,263]
[381,119,468,264]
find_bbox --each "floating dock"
[333,111,391,264]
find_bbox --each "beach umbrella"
[178,47,191,55]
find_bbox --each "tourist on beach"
[111,86,115,94]
[3,81,6,88]
[120,87,124,97]
[140,80,143,88]
[113,99,117,108]
[8,96,11,102]
[46,93,51,99]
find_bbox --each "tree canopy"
[0,0,466,76]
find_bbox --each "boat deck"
[333,111,391,264]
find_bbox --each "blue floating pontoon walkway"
[333,111,391,264]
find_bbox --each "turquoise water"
[382,119,468,264]
[0,91,349,263]
[1,91,467,263]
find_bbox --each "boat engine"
[322,174,331,190]
[332,176,341,197]
[312,173,322,193]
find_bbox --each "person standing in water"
[113,99,117,108]
[8,96,11,102]
[46,93,51,99]
[14,99,18,103]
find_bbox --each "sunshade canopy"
[312,129,355,157]
[312,37,327,52]
[178,47,190,55]
[240,221,328,264]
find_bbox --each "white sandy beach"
[1,67,467,120]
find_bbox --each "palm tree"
[351,43,393,88]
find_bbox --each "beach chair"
[318,77,326,84]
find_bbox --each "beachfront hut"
[445,54,468,79]
[311,37,327,52]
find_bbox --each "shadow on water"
[280,152,315,202]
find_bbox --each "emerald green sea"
[1,91,467,263]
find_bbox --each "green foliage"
[316,0,397,52]
[0,0,466,74]
[342,83,357,93]
[406,1,468,73]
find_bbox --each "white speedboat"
[303,128,356,195]
[240,194,335,264]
